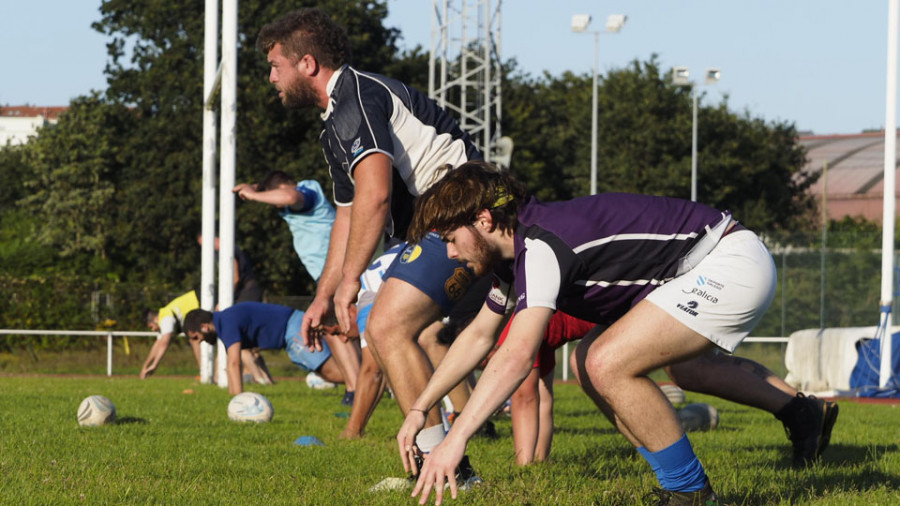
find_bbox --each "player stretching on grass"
[183,303,346,395]
[140,290,269,384]
[233,170,360,406]
[257,8,482,484]
[397,161,779,505]
[445,303,837,469]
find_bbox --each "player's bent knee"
[582,349,621,394]
[365,309,422,350]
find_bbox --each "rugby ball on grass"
[228,392,274,423]
[677,402,719,432]
[77,395,117,427]
[660,384,686,405]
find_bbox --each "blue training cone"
[294,435,325,446]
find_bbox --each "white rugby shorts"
[644,230,776,353]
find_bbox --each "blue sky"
[0,0,893,135]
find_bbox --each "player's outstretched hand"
[397,409,427,476]
[333,278,361,335]
[411,436,466,506]
[301,296,333,351]
[232,183,258,200]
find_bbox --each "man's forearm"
[227,343,243,395]
[343,194,388,282]
[341,153,393,283]
[143,335,171,370]
[251,188,301,207]
[447,309,549,442]
[411,315,499,414]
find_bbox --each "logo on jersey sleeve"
[445,267,473,301]
[351,137,363,157]
[400,245,423,264]
[488,276,516,311]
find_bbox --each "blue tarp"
[849,332,900,397]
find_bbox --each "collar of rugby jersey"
[320,64,348,120]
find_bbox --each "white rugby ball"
[677,402,719,432]
[77,395,117,427]
[228,392,274,423]
[660,384,686,405]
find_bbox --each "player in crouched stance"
[183,303,347,395]
[397,161,777,505]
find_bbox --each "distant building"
[0,105,67,147]
[799,131,900,223]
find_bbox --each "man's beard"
[281,77,317,109]
[467,226,500,276]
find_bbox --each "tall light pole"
[672,66,721,202]
[572,13,626,195]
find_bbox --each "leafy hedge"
[0,274,173,352]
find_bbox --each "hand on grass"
[411,436,466,506]
[397,409,427,475]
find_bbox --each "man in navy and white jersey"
[397,161,778,505]
[256,8,482,481]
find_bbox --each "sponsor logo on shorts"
[681,286,719,303]
[696,275,724,290]
[676,300,699,316]
[351,137,363,156]
[400,245,423,264]
[444,267,473,301]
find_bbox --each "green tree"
[87,0,404,291]
[502,56,818,232]
[500,67,593,202]
[18,95,135,263]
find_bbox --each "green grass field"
[2,374,899,505]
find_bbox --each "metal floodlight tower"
[430,0,511,168]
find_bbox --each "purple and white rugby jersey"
[485,193,731,324]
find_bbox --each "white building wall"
[0,115,54,146]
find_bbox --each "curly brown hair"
[256,8,351,69]
[407,161,527,243]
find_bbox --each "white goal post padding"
[784,326,873,393]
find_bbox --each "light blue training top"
[279,180,335,281]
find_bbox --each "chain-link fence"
[757,231,895,338]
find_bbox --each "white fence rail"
[0,329,158,377]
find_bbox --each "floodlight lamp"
[672,66,691,86]
[571,14,592,32]
[705,68,721,85]
[606,14,627,33]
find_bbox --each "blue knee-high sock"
[649,434,707,492]
[637,446,663,481]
